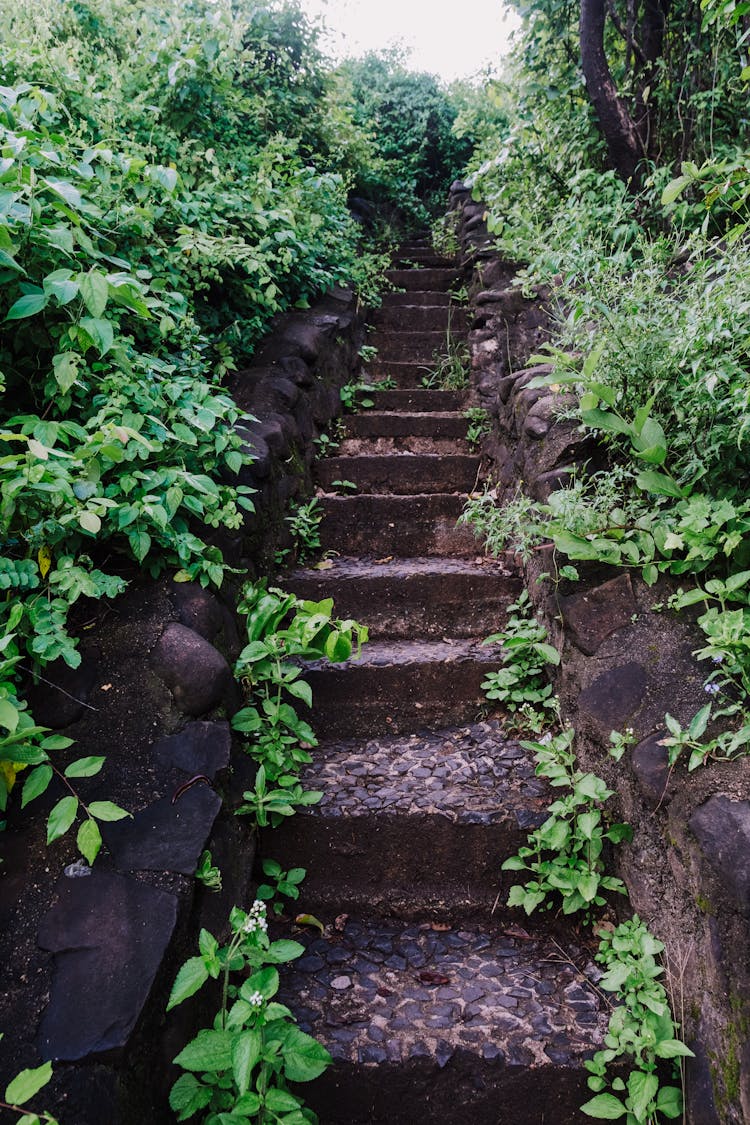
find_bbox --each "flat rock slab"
[151,719,232,778]
[280,920,606,1123]
[558,574,637,656]
[577,662,648,731]
[102,784,222,874]
[284,556,519,639]
[690,794,750,915]
[38,870,177,1060]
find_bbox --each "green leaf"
[628,1070,659,1119]
[264,1088,302,1112]
[78,510,101,534]
[276,1025,332,1082]
[52,352,80,392]
[635,470,684,498]
[265,939,305,963]
[167,957,210,1011]
[285,679,313,708]
[661,175,691,205]
[77,817,102,864]
[64,756,105,778]
[169,1073,214,1121]
[0,697,19,732]
[688,704,711,740]
[655,1085,683,1117]
[654,1039,694,1059]
[6,293,48,320]
[80,316,114,356]
[5,1061,53,1105]
[88,800,131,821]
[581,1092,627,1118]
[21,765,53,808]
[240,966,279,1002]
[80,270,109,318]
[231,1029,261,1095]
[47,795,79,844]
[173,1029,233,1073]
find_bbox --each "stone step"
[267,721,547,918]
[285,556,519,639]
[371,389,466,412]
[316,454,481,495]
[369,305,468,332]
[344,412,469,441]
[319,494,476,558]
[386,268,462,291]
[366,361,434,388]
[338,437,466,458]
[381,291,451,308]
[371,330,465,365]
[278,918,606,1124]
[306,638,501,738]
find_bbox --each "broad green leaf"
[77,817,102,864]
[47,796,79,844]
[661,175,691,205]
[43,178,82,209]
[78,510,101,534]
[240,966,279,1002]
[628,1070,659,1119]
[80,316,114,356]
[233,1092,261,1114]
[43,269,79,306]
[5,1061,53,1105]
[52,352,80,392]
[581,1092,626,1119]
[80,270,108,317]
[285,679,313,708]
[173,1029,233,1073]
[265,939,305,963]
[276,1025,332,1082]
[533,641,560,665]
[169,1073,213,1121]
[167,957,210,1011]
[264,1088,302,1112]
[21,765,53,808]
[88,800,130,822]
[0,697,19,732]
[324,631,352,663]
[688,703,711,740]
[654,1039,694,1059]
[6,293,48,320]
[64,756,105,778]
[655,1085,683,1117]
[231,1029,261,1094]
[635,470,684,498]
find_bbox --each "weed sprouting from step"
[279,498,323,566]
[481,589,560,733]
[167,898,332,1122]
[464,406,492,450]
[422,313,470,390]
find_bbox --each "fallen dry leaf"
[334,913,349,933]
[418,971,451,985]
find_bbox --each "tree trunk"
[580,0,645,183]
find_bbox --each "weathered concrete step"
[278,919,606,1124]
[316,454,480,495]
[372,389,466,412]
[367,361,435,388]
[386,268,462,291]
[381,290,451,307]
[339,437,465,458]
[285,556,518,639]
[319,494,476,557]
[371,330,466,364]
[369,305,468,332]
[306,638,500,737]
[267,722,547,918]
[345,412,468,440]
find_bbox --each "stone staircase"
[269,243,609,1122]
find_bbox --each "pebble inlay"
[302,721,549,824]
[280,919,607,1068]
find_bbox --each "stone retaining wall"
[450,182,750,1124]
[0,289,365,1123]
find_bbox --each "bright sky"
[298,0,520,82]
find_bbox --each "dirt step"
[386,268,462,291]
[319,494,476,558]
[316,454,481,496]
[284,556,518,639]
[344,412,469,440]
[380,290,452,308]
[338,437,466,457]
[371,389,467,412]
[369,305,468,332]
[305,638,501,738]
[371,331,466,365]
[366,361,434,388]
[278,919,606,1124]
[267,722,548,918]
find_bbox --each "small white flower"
[246,990,264,1008]
[704,682,720,695]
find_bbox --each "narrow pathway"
[272,243,608,1122]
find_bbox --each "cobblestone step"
[380,290,452,307]
[344,411,468,441]
[319,494,477,557]
[306,638,502,738]
[369,305,467,332]
[316,453,481,495]
[386,268,462,291]
[371,388,467,411]
[286,557,518,639]
[268,722,548,918]
[278,919,607,1124]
